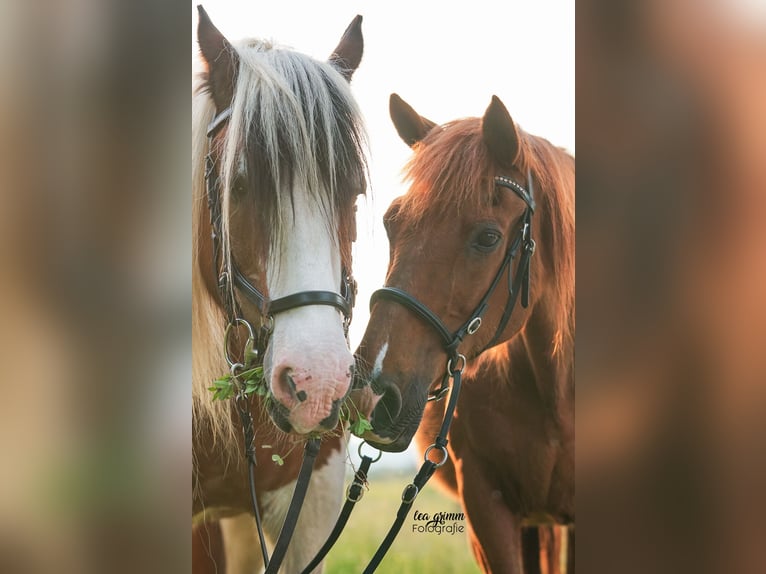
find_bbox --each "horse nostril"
[276,368,308,403]
[370,379,402,435]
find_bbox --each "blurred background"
[0,0,764,572]
[577,1,766,572]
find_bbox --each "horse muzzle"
[357,373,428,452]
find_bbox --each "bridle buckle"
[466,317,482,335]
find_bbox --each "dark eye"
[474,229,502,251]
[231,175,247,198]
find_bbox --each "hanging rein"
[298,170,537,573]
[204,106,357,574]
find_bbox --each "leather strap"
[270,290,351,316]
[370,287,454,348]
[207,107,232,137]
[495,174,536,212]
[363,366,463,573]
[483,230,535,350]
[231,265,268,315]
[299,454,374,574]
[235,398,270,565]
[363,461,438,574]
[263,439,322,574]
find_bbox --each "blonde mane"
[192,38,367,451]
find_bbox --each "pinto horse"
[192,7,366,573]
[352,94,574,573]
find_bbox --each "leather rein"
[297,170,537,573]
[204,106,357,574]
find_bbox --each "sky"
[193,0,574,468]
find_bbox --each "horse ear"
[329,15,364,81]
[389,93,437,148]
[482,95,521,167]
[197,5,238,111]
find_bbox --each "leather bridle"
[205,106,356,354]
[203,106,357,574]
[370,170,536,397]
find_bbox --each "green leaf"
[350,415,373,437]
[208,374,236,401]
[271,454,284,466]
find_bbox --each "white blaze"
[372,341,389,379]
[265,186,354,433]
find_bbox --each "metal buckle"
[357,441,383,463]
[346,482,366,503]
[401,483,419,504]
[466,317,482,335]
[446,354,466,375]
[427,382,450,402]
[424,444,449,467]
[224,318,256,368]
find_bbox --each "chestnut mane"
[396,118,575,359]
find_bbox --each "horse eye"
[475,230,501,249]
[231,175,247,198]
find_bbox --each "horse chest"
[451,377,568,513]
[192,440,305,517]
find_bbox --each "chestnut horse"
[192,8,366,573]
[352,94,574,573]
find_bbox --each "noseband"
[370,170,536,396]
[205,107,357,358]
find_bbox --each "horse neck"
[493,297,574,415]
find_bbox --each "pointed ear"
[482,95,521,167]
[197,5,238,111]
[329,15,364,81]
[389,93,437,148]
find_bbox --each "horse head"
[194,8,367,435]
[352,94,574,451]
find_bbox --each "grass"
[324,471,481,574]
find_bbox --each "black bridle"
[371,170,536,397]
[297,170,537,573]
[203,106,357,574]
[205,108,356,344]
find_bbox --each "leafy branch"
[207,366,266,402]
[340,399,374,437]
[208,365,374,464]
